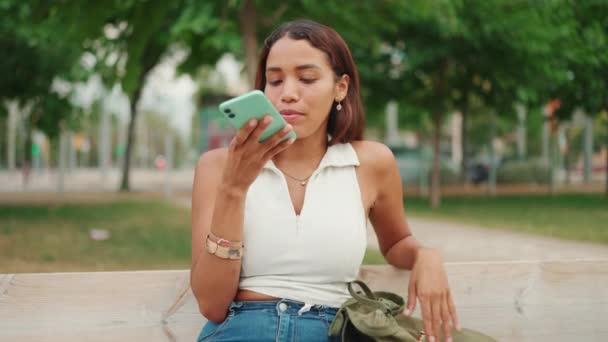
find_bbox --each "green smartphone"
[218,90,297,143]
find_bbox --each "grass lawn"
[403,194,608,244]
[0,198,384,273]
[0,199,193,273]
[3,194,603,272]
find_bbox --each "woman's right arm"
[190,116,294,323]
[190,148,246,323]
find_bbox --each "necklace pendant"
[300,181,307,186]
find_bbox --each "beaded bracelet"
[208,232,243,247]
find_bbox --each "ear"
[334,74,350,101]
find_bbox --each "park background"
[1,0,607,274]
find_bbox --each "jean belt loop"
[316,304,327,319]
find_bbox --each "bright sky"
[71,52,248,142]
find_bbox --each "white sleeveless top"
[239,143,368,308]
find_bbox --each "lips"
[279,109,304,123]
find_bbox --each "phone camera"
[224,108,231,114]
[228,113,236,118]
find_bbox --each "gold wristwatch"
[205,236,243,260]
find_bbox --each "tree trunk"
[57,128,67,193]
[515,103,527,160]
[459,85,470,184]
[5,101,17,170]
[460,106,468,184]
[119,83,144,192]
[118,38,164,192]
[549,127,558,194]
[583,114,593,183]
[564,126,571,185]
[605,129,608,196]
[488,110,497,196]
[240,0,257,88]
[431,110,442,209]
[22,118,33,188]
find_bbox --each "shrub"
[497,159,550,184]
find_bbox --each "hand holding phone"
[217,91,296,192]
[219,90,297,142]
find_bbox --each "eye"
[300,78,317,84]
[268,80,283,86]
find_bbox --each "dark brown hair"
[255,19,365,145]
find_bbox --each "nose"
[280,78,299,103]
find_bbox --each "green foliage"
[497,159,550,185]
[4,0,607,183]
[39,0,241,189]
[353,0,566,119]
[594,111,608,153]
[440,166,461,185]
[0,1,81,137]
[174,1,241,75]
[551,0,608,117]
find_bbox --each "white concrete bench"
[1,260,607,341]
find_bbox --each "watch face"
[228,248,242,259]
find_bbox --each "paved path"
[175,196,608,262]
[367,217,608,262]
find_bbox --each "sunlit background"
[1,1,607,274]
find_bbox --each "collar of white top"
[263,143,360,174]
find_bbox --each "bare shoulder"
[193,147,229,190]
[350,140,396,174]
[196,147,229,173]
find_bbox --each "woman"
[191,19,459,342]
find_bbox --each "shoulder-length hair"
[254,19,365,145]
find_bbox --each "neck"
[272,128,328,173]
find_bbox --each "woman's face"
[264,36,349,140]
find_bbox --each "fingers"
[248,115,274,143]
[431,298,442,342]
[447,291,460,331]
[232,118,259,147]
[440,293,452,342]
[264,134,295,159]
[261,123,294,150]
[405,278,417,316]
[419,295,434,342]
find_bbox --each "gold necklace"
[276,147,327,186]
[280,169,312,186]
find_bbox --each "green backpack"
[328,280,497,342]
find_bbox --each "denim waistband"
[229,299,339,316]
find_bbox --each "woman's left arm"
[365,143,460,342]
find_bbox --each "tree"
[348,0,568,206]
[0,1,82,170]
[47,1,239,191]
[550,0,608,195]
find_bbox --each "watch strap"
[206,236,243,260]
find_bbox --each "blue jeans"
[197,299,342,342]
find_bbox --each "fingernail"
[264,116,273,124]
[429,336,435,342]
[283,124,292,132]
[287,138,295,144]
[404,308,411,316]
[250,120,257,127]
[446,337,453,342]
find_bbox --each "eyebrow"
[266,64,321,72]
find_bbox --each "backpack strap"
[347,280,392,313]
